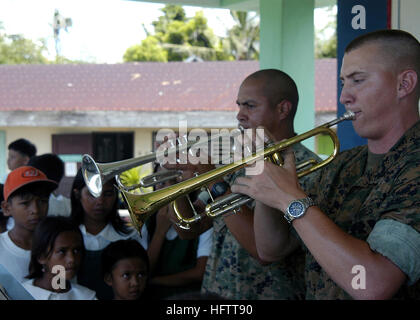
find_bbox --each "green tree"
[224,11,260,60]
[123,36,168,62]
[315,6,337,58]
[0,20,86,64]
[0,34,49,64]
[153,4,186,36]
[124,5,230,62]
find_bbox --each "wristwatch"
[284,197,315,223]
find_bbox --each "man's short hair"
[345,29,420,79]
[8,139,37,158]
[246,69,299,118]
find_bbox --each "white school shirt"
[48,194,71,217]
[0,232,31,283]
[6,217,14,231]
[164,226,213,258]
[22,279,97,300]
[79,223,149,251]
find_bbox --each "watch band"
[284,197,315,223]
[301,197,315,208]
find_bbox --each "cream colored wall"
[0,126,154,174]
[1,127,52,154]
[134,130,153,156]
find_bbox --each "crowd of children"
[0,142,210,300]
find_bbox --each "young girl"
[102,239,149,300]
[70,168,148,300]
[22,216,96,300]
[146,164,213,300]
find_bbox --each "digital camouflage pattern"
[201,143,321,299]
[301,120,420,299]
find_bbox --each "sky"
[0,0,334,64]
[0,0,238,63]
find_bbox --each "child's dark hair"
[28,153,65,184]
[27,216,84,279]
[70,168,129,235]
[8,139,37,158]
[7,183,54,204]
[101,239,149,278]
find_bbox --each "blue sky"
[0,0,237,63]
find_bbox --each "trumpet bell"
[82,154,104,198]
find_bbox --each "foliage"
[315,6,337,58]
[0,34,49,64]
[118,166,153,195]
[124,5,258,62]
[125,5,225,62]
[225,11,259,60]
[0,20,87,65]
[52,55,88,64]
[124,36,168,62]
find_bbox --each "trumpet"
[120,111,355,233]
[82,129,239,197]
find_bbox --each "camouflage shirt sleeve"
[367,219,420,285]
[367,153,420,285]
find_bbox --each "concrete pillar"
[260,0,315,149]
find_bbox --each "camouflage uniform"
[201,142,321,299]
[301,120,420,299]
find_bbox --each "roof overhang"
[0,110,238,129]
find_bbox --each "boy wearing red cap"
[0,166,57,283]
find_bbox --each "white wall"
[392,0,420,113]
[392,0,420,41]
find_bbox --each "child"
[28,153,71,217]
[0,166,57,283]
[146,164,213,300]
[22,216,97,300]
[102,239,149,300]
[0,183,7,233]
[7,139,37,171]
[70,168,148,300]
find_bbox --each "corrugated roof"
[0,60,337,113]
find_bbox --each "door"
[52,133,93,197]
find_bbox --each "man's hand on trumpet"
[231,146,307,213]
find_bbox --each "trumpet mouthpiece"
[343,110,356,120]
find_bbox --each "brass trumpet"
[81,129,238,197]
[82,153,158,198]
[120,111,355,233]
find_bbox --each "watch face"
[288,201,304,217]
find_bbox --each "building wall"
[0,126,154,176]
[392,0,420,113]
[0,124,240,177]
[392,0,420,40]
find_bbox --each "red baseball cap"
[3,166,58,202]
